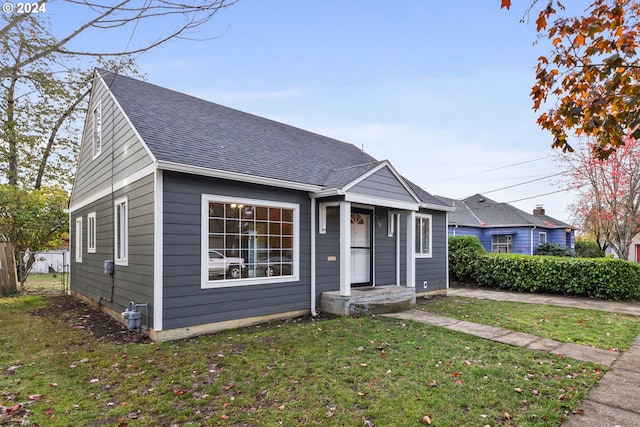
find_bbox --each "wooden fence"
[0,242,18,295]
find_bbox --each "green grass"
[417,296,640,351]
[21,273,67,294]
[0,295,608,426]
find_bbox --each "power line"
[482,171,564,194]
[505,184,585,204]
[449,156,550,179]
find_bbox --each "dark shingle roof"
[440,194,574,229]
[99,70,448,209]
[101,71,378,187]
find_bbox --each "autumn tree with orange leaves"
[502,0,640,159]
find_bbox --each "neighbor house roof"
[99,70,448,210]
[437,194,575,229]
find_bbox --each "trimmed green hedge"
[449,236,640,301]
[448,236,486,282]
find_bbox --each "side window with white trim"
[92,101,102,158]
[415,214,432,257]
[87,212,96,253]
[114,197,128,265]
[75,217,83,262]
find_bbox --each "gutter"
[530,226,537,255]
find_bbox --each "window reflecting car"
[208,250,245,279]
[256,255,292,277]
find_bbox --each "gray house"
[69,70,451,341]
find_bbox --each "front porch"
[320,285,415,316]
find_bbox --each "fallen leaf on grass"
[89,378,99,383]
[427,380,437,387]
[514,387,522,393]
[421,413,432,424]
[504,411,511,420]
[28,394,44,400]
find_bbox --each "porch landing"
[320,285,415,316]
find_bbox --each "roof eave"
[156,160,324,192]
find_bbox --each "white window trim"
[415,213,432,258]
[114,196,128,266]
[87,212,96,253]
[539,231,547,246]
[201,194,300,289]
[75,217,83,262]
[92,100,102,159]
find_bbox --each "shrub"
[534,242,576,257]
[448,235,485,282]
[471,253,640,301]
[575,239,606,258]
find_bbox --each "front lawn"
[417,296,640,351]
[0,295,605,426]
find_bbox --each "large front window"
[202,195,298,287]
[492,234,512,253]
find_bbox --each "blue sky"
[52,0,576,222]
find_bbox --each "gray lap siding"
[374,207,398,285]
[70,173,155,318]
[414,210,448,291]
[162,172,311,330]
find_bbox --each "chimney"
[533,204,545,216]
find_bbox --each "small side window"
[114,197,128,265]
[75,217,83,262]
[92,101,102,158]
[87,212,96,253]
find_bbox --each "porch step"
[350,296,413,316]
[320,285,415,317]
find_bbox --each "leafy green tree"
[1,1,237,286]
[575,238,606,257]
[0,185,68,288]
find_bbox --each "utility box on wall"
[104,260,114,275]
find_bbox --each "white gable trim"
[342,161,422,204]
[156,160,323,192]
[96,70,156,162]
[344,193,419,211]
[69,163,155,212]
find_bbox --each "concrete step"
[350,296,413,316]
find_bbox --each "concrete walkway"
[384,288,640,427]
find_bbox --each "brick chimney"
[533,204,545,216]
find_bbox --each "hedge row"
[449,236,640,301]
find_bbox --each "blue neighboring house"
[438,194,576,254]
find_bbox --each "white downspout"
[530,226,537,255]
[395,214,400,286]
[446,212,450,289]
[310,197,317,316]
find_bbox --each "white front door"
[350,212,371,284]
